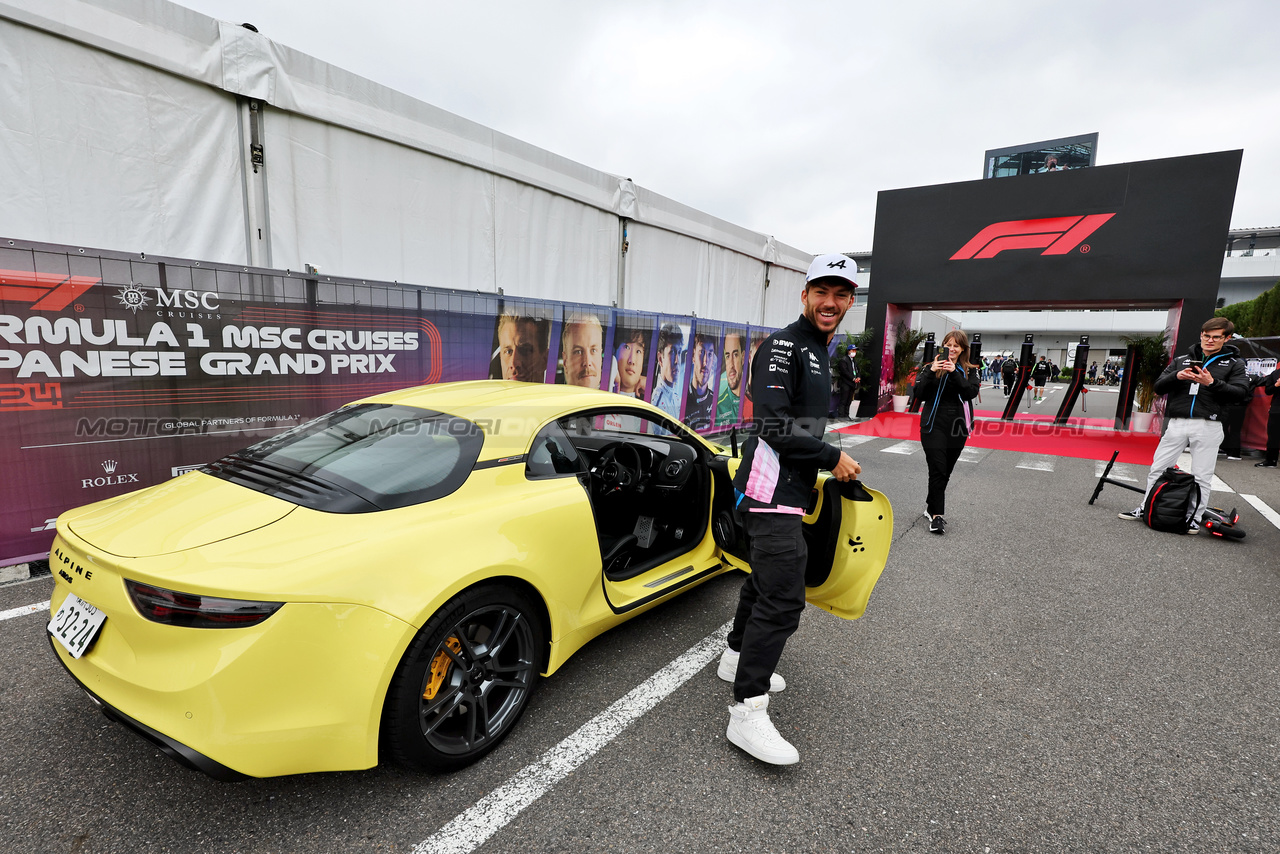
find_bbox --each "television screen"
[984,133,1098,178]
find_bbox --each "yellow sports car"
[47,381,891,779]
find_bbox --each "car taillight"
[125,581,283,629]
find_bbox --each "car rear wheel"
[383,584,543,772]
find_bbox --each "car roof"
[351,380,716,460]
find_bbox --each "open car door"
[714,460,893,620]
[798,475,892,619]
[548,408,726,616]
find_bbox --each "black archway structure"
[863,150,1242,428]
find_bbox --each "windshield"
[210,404,484,511]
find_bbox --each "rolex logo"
[83,459,140,489]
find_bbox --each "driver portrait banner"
[651,317,692,426]
[685,320,722,433]
[716,324,748,429]
[608,311,658,402]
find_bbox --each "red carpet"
[972,405,1116,429]
[836,412,1161,465]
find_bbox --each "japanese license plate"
[48,592,107,659]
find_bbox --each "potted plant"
[1121,329,1170,431]
[890,322,929,412]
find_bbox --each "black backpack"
[1142,467,1201,533]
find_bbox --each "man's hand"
[831,452,861,482]
[1177,366,1214,385]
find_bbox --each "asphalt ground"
[2,425,1279,854]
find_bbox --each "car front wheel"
[383,584,543,772]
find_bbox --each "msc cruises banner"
[0,242,769,565]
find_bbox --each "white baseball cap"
[805,253,858,289]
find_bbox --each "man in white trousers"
[1119,317,1249,531]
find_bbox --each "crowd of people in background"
[829,342,1278,473]
[971,354,1131,392]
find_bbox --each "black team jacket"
[1154,343,1249,421]
[732,314,840,510]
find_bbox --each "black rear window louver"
[202,454,380,513]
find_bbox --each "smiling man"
[720,253,863,766]
[717,331,746,425]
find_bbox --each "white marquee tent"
[0,0,817,326]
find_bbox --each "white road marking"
[1,564,29,584]
[880,441,919,455]
[1016,454,1055,472]
[1173,453,1234,494]
[1241,494,1280,531]
[0,601,49,622]
[957,446,991,464]
[414,622,731,854]
[1094,460,1139,483]
[838,435,878,448]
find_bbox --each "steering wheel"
[593,442,643,496]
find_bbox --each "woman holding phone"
[914,330,979,534]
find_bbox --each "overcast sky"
[178,0,1279,255]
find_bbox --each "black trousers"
[1266,408,1280,465]
[1002,375,1014,395]
[727,511,807,701]
[838,383,856,417]
[921,430,966,517]
[1219,403,1247,456]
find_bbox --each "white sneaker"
[726,695,799,765]
[717,648,786,692]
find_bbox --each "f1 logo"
[0,270,101,311]
[950,214,1115,260]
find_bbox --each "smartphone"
[1187,360,1203,369]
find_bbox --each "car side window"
[565,411,677,439]
[526,421,586,478]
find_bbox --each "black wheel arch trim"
[418,576,553,676]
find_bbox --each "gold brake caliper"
[424,636,463,700]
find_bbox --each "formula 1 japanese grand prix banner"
[0,241,771,565]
